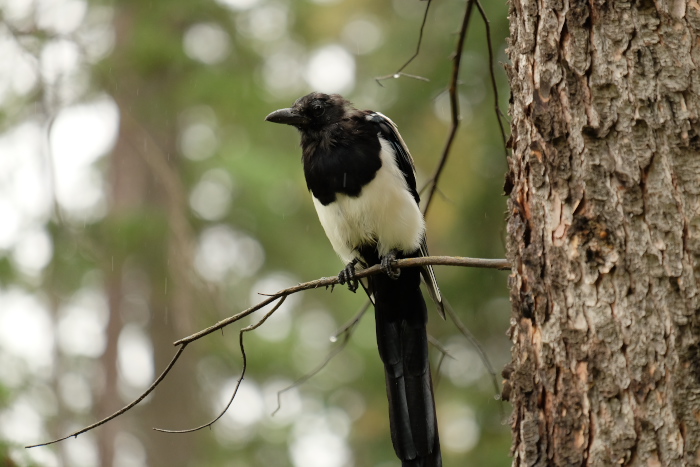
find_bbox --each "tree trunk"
[93,6,201,465]
[504,0,700,465]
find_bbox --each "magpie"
[266,92,443,466]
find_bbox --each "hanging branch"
[444,298,506,420]
[26,254,509,448]
[429,334,456,388]
[375,0,432,84]
[272,301,370,416]
[153,297,287,434]
[423,0,477,215]
[372,0,509,211]
[475,0,508,158]
[330,301,372,343]
[25,344,188,448]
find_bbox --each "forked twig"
[271,337,349,416]
[154,297,287,433]
[271,302,370,416]
[174,256,509,346]
[27,255,509,448]
[376,0,432,84]
[331,300,371,342]
[429,334,456,388]
[428,334,456,362]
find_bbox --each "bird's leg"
[381,250,401,280]
[338,258,360,293]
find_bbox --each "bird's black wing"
[365,112,444,318]
[366,112,420,204]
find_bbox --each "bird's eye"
[311,103,325,117]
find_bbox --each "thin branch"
[154,297,287,434]
[429,334,456,389]
[443,299,502,405]
[423,0,477,216]
[175,255,508,346]
[26,344,188,448]
[271,335,350,416]
[331,300,371,342]
[27,254,508,448]
[375,0,432,84]
[271,302,461,415]
[475,0,508,158]
[375,72,430,85]
[271,300,371,415]
[428,335,456,362]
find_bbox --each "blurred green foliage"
[0,0,512,465]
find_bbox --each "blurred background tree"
[0,0,510,465]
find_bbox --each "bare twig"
[271,300,371,415]
[423,0,477,215]
[174,255,509,346]
[475,0,508,158]
[375,0,432,84]
[27,254,508,448]
[271,336,347,416]
[331,300,371,342]
[26,344,188,448]
[429,334,456,388]
[443,299,497,392]
[443,299,502,404]
[154,297,287,434]
[376,71,430,84]
[428,335,455,362]
[271,301,373,414]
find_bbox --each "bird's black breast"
[302,120,383,205]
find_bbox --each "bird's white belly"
[312,143,425,265]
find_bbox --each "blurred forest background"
[0,0,511,465]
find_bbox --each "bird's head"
[265,92,350,131]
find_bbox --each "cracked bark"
[504,0,700,465]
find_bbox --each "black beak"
[265,108,310,126]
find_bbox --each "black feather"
[302,119,382,205]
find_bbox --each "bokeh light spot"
[341,17,383,55]
[183,22,231,65]
[304,45,355,94]
[190,168,234,221]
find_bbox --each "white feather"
[312,138,425,265]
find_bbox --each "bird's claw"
[338,260,359,293]
[381,252,401,280]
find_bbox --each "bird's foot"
[381,250,401,280]
[338,259,359,293]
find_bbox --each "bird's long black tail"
[371,260,441,466]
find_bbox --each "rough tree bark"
[504,0,700,465]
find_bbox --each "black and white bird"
[266,92,443,466]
